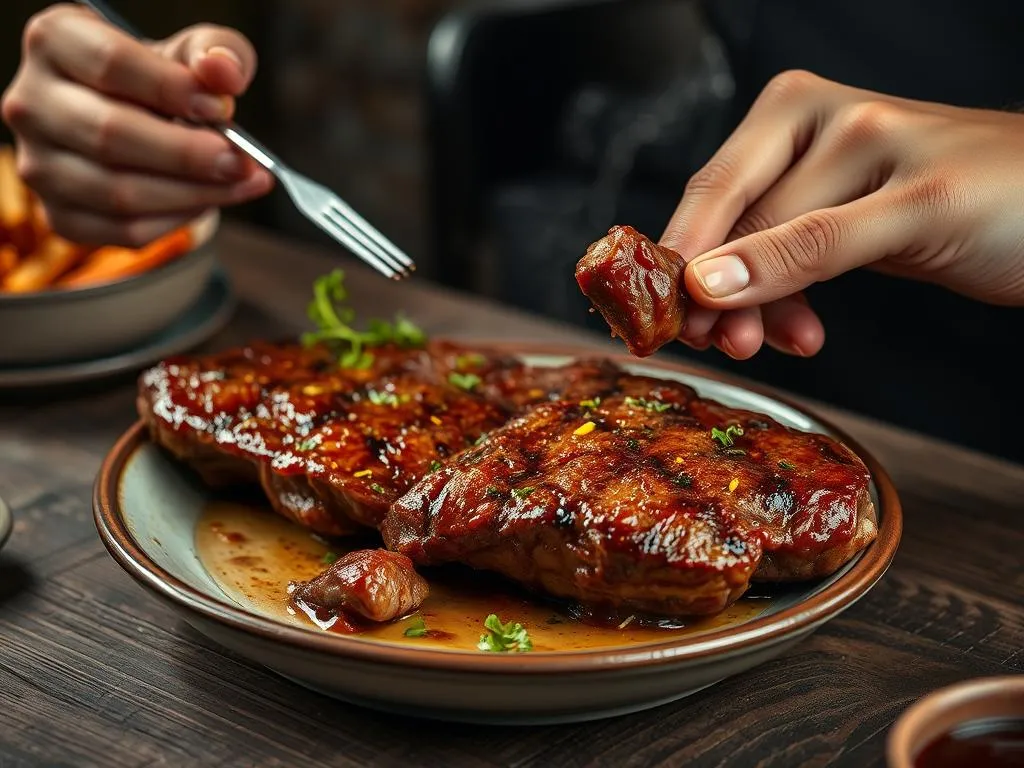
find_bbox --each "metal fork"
[77,0,415,280]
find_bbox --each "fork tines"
[321,200,415,281]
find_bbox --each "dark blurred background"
[1,0,1021,463]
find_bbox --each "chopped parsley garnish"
[369,482,385,494]
[579,397,601,409]
[626,438,641,451]
[477,614,533,653]
[297,438,318,452]
[624,396,672,413]
[403,617,428,638]
[302,269,426,369]
[485,486,504,499]
[367,389,400,407]
[778,460,796,470]
[673,472,693,488]
[429,460,442,473]
[455,353,486,370]
[322,551,338,565]
[511,487,535,500]
[711,424,744,448]
[474,433,489,446]
[448,372,482,391]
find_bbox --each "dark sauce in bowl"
[916,718,1024,768]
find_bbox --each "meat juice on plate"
[195,501,769,651]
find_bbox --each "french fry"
[0,244,17,279]
[57,226,194,289]
[1,235,86,293]
[0,145,33,254]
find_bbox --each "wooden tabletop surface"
[1,222,1021,768]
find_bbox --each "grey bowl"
[0,211,220,367]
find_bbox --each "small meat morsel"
[575,225,689,358]
[289,549,428,626]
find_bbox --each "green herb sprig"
[448,372,482,391]
[404,616,428,638]
[624,396,671,413]
[711,424,745,449]
[302,270,426,369]
[477,614,533,653]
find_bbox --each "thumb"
[684,194,913,309]
[154,24,257,101]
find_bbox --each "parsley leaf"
[455,353,486,370]
[301,270,427,369]
[367,389,400,407]
[624,396,671,413]
[778,460,796,470]
[448,372,482,391]
[511,487,535,500]
[429,460,442,473]
[477,614,533,653]
[579,397,601,409]
[322,551,338,565]
[403,616,428,638]
[711,424,745,448]
[369,482,385,494]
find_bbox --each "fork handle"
[77,0,283,172]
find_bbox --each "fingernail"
[693,255,750,298]
[215,151,246,180]
[206,46,243,68]
[190,93,230,121]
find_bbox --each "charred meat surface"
[382,376,877,618]
[289,549,428,626]
[576,225,689,358]
[138,340,625,535]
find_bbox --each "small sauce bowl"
[887,676,1024,767]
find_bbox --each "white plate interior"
[119,354,879,650]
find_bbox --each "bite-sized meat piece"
[138,338,630,535]
[576,225,689,358]
[288,549,428,625]
[382,377,877,618]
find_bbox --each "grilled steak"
[382,374,877,617]
[576,225,689,358]
[138,340,621,535]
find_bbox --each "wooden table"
[1,223,1021,768]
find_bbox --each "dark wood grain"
[1,223,1021,768]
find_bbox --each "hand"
[661,70,1024,360]
[0,4,273,246]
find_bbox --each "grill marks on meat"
[138,340,621,535]
[576,225,689,358]
[288,549,428,629]
[381,377,877,617]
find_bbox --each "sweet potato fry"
[1,235,86,293]
[0,146,33,253]
[57,226,193,289]
[0,244,17,279]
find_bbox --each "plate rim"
[93,341,902,675]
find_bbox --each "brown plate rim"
[93,341,902,675]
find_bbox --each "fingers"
[42,204,206,248]
[761,295,825,356]
[8,78,252,183]
[22,146,271,218]
[710,306,764,360]
[685,191,916,309]
[155,24,257,97]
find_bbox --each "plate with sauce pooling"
[94,344,901,725]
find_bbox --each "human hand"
[661,70,1024,360]
[1,4,273,246]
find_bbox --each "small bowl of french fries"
[0,145,220,368]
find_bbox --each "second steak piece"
[382,379,878,618]
[576,225,689,358]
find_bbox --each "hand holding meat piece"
[288,549,428,627]
[576,225,689,358]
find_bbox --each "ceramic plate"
[93,346,902,725]
[0,270,235,389]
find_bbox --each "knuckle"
[836,100,901,143]
[761,211,845,282]
[0,87,30,129]
[87,108,122,161]
[91,37,131,87]
[105,179,137,216]
[14,148,44,187]
[685,156,737,197]
[23,7,60,55]
[760,69,822,105]
[730,208,777,239]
